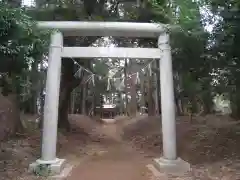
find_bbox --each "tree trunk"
[147,64,155,116]
[7,93,23,133]
[154,89,159,115]
[81,83,87,114]
[124,59,128,115]
[174,72,183,115]
[154,61,159,115]
[140,76,145,114]
[58,58,75,130]
[58,90,71,130]
[58,37,99,130]
[129,59,137,117]
[230,81,240,119]
[155,59,161,114]
[70,90,75,114]
[29,61,39,114]
[100,94,104,118]
[117,92,123,115]
[39,62,45,129]
[201,84,213,114]
[129,74,137,117]
[92,90,96,116]
[175,94,183,115]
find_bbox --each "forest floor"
[0,114,240,180]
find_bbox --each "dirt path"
[67,123,153,180]
[1,114,239,180]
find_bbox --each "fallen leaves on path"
[1,114,240,180]
[122,115,240,180]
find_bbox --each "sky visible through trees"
[21,0,35,6]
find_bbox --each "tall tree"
[210,0,240,118]
[0,2,50,135]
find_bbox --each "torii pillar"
[29,32,66,175]
[153,32,190,174]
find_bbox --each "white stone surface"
[158,33,177,160]
[51,163,74,179]
[41,32,63,161]
[62,47,161,59]
[37,21,166,37]
[29,158,66,176]
[153,157,191,175]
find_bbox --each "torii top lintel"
[37,21,167,38]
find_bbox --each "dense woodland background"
[0,0,238,139]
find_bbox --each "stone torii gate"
[29,21,190,175]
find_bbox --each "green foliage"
[3,0,239,117]
[209,0,240,117]
[149,0,213,113]
[0,3,50,99]
[0,2,50,75]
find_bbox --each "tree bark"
[129,59,137,117]
[29,61,39,114]
[129,74,137,117]
[81,81,87,114]
[58,57,77,130]
[124,59,129,115]
[70,89,75,114]
[230,81,240,119]
[92,90,96,116]
[155,59,161,114]
[147,64,155,116]
[39,62,45,129]
[58,37,98,130]
[154,61,159,115]
[140,75,146,114]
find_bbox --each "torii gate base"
[29,21,190,177]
